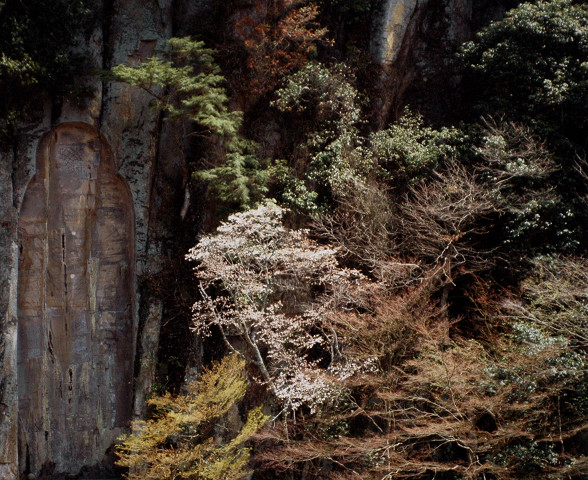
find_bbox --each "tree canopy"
[0,0,92,146]
[459,0,588,149]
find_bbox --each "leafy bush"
[116,354,267,480]
[112,37,242,144]
[273,63,461,212]
[370,108,461,185]
[272,61,368,210]
[459,0,588,149]
[475,119,585,253]
[273,61,362,131]
[112,36,268,210]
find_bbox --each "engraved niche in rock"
[17,123,136,476]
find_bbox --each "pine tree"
[112,37,268,210]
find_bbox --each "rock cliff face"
[370,0,515,125]
[371,0,424,65]
[0,0,510,477]
[0,1,175,477]
[18,123,135,475]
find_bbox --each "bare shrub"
[259,308,587,479]
[501,255,588,350]
[313,178,420,286]
[400,160,496,272]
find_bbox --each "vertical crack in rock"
[98,0,115,131]
[61,233,68,322]
[11,143,18,209]
[47,330,54,363]
[17,122,135,476]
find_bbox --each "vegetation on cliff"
[2,0,587,479]
[0,0,92,146]
[116,354,267,480]
[181,2,588,478]
[112,1,588,478]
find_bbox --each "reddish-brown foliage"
[231,0,329,104]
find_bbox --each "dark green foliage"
[370,109,461,185]
[195,145,270,211]
[458,1,588,253]
[273,64,461,212]
[272,61,366,211]
[459,0,588,150]
[112,37,269,210]
[475,119,586,254]
[319,0,372,20]
[0,0,92,146]
[273,61,362,133]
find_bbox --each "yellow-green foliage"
[116,354,267,480]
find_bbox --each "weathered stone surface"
[0,186,18,480]
[0,121,49,479]
[0,0,181,475]
[369,0,515,125]
[100,0,173,278]
[371,0,424,65]
[17,123,135,475]
[132,299,161,418]
[96,0,179,438]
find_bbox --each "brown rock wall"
[369,0,517,125]
[17,123,135,475]
[0,1,177,476]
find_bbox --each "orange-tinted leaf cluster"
[234,0,329,100]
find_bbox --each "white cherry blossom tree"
[186,203,373,413]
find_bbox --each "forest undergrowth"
[111,1,588,478]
